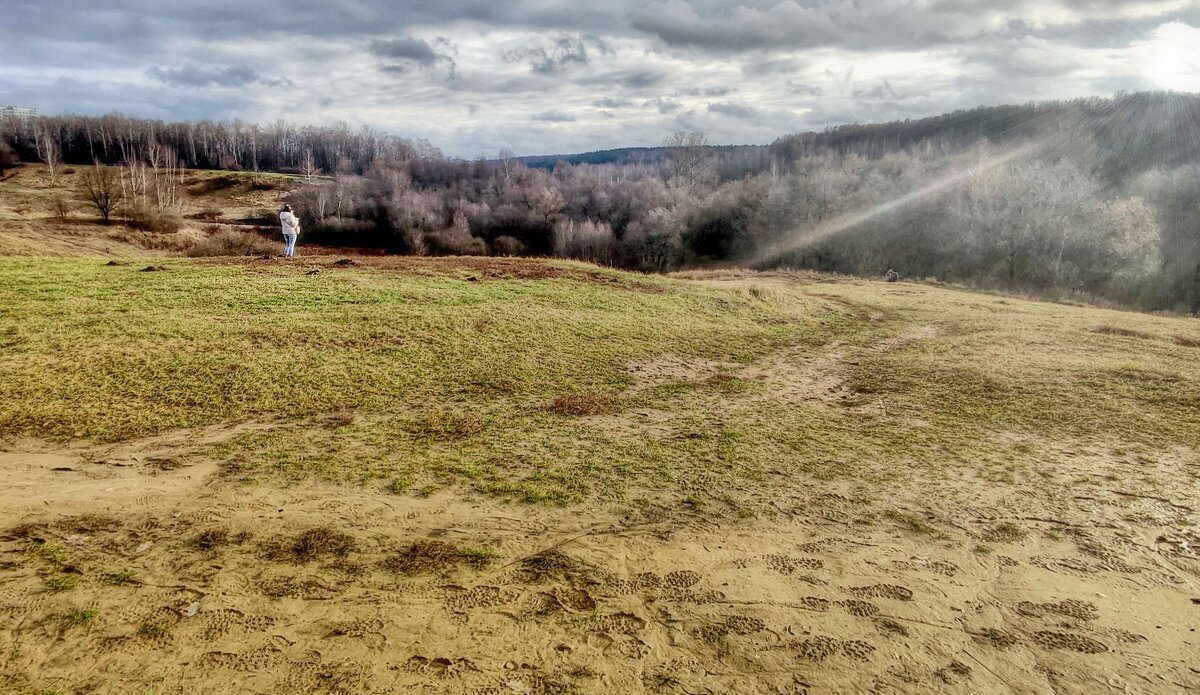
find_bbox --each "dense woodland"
[2,91,1198,312]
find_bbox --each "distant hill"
[518,144,767,170]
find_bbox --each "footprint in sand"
[1015,599,1099,621]
[1032,631,1108,654]
[847,584,913,601]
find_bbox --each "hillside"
[0,256,1197,693]
[0,164,299,257]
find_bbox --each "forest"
[2,91,1198,313]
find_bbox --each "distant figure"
[884,269,899,283]
[279,204,300,257]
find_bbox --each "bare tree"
[301,148,319,181]
[34,126,59,186]
[663,130,714,187]
[78,163,122,224]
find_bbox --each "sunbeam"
[748,142,1041,266]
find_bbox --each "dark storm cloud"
[370,37,442,66]
[370,36,457,78]
[502,34,614,75]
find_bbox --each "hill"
[0,163,299,257]
[1,256,1197,693]
[518,144,767,170]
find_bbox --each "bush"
[125,203,182,233]
[50,197,71,221]
[425,230,486,256]
[492,235,526,256]
[187,229,278,257]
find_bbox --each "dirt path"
[2,426,1197,694]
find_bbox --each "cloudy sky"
[4,1,1200,157]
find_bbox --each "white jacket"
[280,211,300,236]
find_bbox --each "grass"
[262,527,356,563]
[138,620,170,638]
[0,257,1198,510]
[64,606,99,627]
[108,569,136,586]
[381,540,500,575]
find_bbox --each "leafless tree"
[77,163,122,224]
[34,126,59,186]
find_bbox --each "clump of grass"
[194,527,252,550]
[883,509,940,536]
[387,476,412,494]
[1173,335,1200,348]
[108,569,136,586]
[407,408,486,441]
[974,544,994,555]
[262,527,356,563]
[983,522,1027,543]
[457,546,501,566]
[138,620,170,638]
[43,573,78,593]
[1093,324,1153,339]
[27,540,68,566]
[546,393,622,416]
[65,605,99,627]
[381,540,499,575]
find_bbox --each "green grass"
[64,606,98,627]
[108,569,136,586]
[138,620,171,638]
[1,257,1198,508]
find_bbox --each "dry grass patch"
[1173,335,1200,348]
[262,527,356,563]
[1093,324,1153,339]
[381,540,498,575]
[407,408,486,441]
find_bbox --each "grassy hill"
[1,256,1197,693]
[0,164,297,257]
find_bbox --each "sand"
[1,424,1196,694]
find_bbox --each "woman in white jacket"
[279,204,300,257]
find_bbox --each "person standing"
[279,204,300,257]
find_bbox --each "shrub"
[50,197,70,221]
[125,203,182,233]
[187,230,278,257]
[492,235,526,256]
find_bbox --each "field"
[0,250,1197,694]
[1,162,1199,694]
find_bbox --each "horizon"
[4,1,1200,158]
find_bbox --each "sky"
[3,1,1200,158]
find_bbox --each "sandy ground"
[2,442,1197,691]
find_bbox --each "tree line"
[2,91,1198,313]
